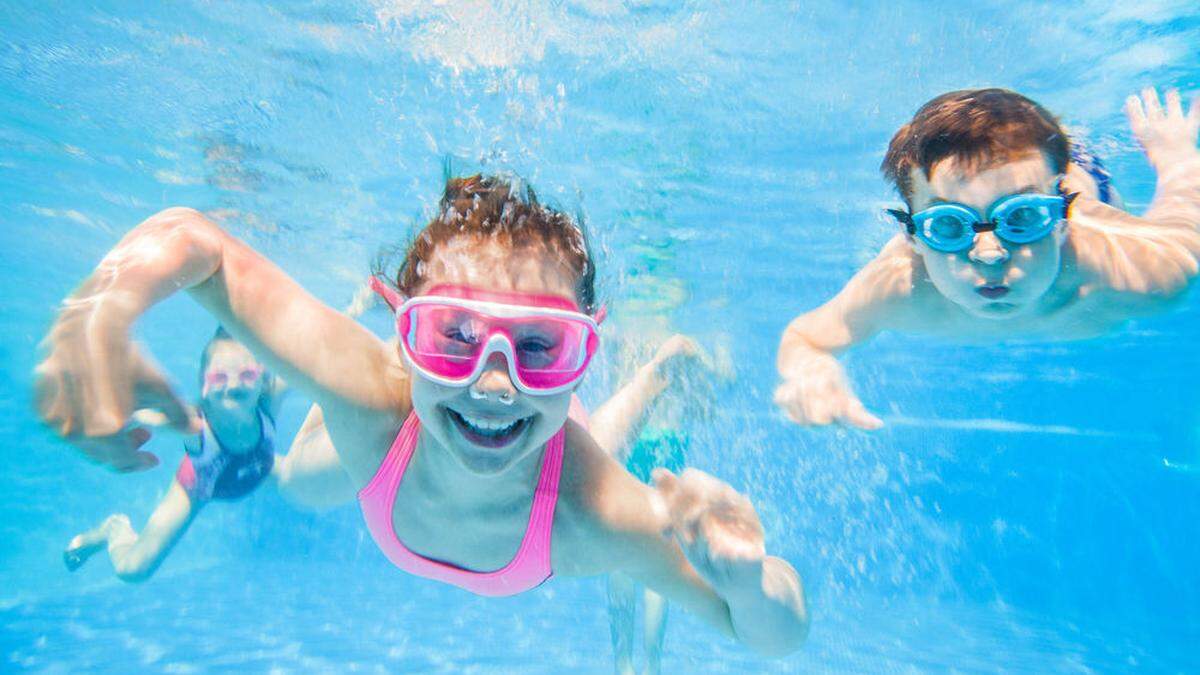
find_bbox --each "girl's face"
[408,237,583,476]
[201,341,267,415]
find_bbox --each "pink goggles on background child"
[203,367,263,390]
[369,277,602,395]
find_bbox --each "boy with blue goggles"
[887,189,1078,253]
[774,87,1200,431]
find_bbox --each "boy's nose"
[968,231,1010,266]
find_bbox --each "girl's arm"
[564,428,808,657]
[35,208,405,477]
[273,404,359,509]
[588,335,699,462]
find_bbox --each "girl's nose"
[470,353,518,403]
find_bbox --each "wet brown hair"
[380,174,597,312]
[882,88,1070,206]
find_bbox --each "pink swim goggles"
[369,277,602,395]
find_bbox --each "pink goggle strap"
[368,276,607,325]
[369,276,405,312]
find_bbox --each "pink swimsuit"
[358,398,587,597]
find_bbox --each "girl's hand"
[644,334,707,393]
[652,468,767,598]
[773,351,882,430]
[651,334,701,366]
[35,308,198,472]
[1126,87,1200,170]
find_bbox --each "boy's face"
[907,151,1067,318]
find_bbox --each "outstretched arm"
[1066,89,1200,304]
[1128,88,1200,230]
[35,208,404,477]
[775,236,914,429]
[573,435,808,657]
[589,335,700,461]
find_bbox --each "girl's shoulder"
[551,421,662,576]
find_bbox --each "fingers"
[135,378,198,433]
[75,427,160,473]
[1164,88,1183,119]
[133,352,200,433]
[34,364,72,435]
[775,378,881,431]
[652,468,707,537]
[840,400,884,430]
[676,335,700,357]
[651,467,678,502]
[1125,94,1148,135]
[131,409,170,427]
[1142,87,1164,119]
[84,328,155,439]
[655,334,703,369]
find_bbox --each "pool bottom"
[1,558,1194,672]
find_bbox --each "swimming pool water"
[2,1,1200,671]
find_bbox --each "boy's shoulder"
[858,236,961,329]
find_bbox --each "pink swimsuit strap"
[358,410,569,598]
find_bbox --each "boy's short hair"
[881,88,1070,205]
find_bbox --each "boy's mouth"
[447,408,532,449]
[976,285,1010,299]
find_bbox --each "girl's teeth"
[461,413,520,435]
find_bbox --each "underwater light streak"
[885,415,1157,441]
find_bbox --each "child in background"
[776,88,1200,429]
[63,329,284,582]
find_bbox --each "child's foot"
[63,514,129,572]
[63,534,105,572]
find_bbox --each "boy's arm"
[1066,90,1200,305]
[1129,88,1200,230]
[775,236,914,429]
[589,335,700,462]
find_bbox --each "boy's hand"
[652,468,766,598]
[774,352,882,430]
[35,307,198,472]
[1126,87,1200,170]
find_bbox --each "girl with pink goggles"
[369,277,604,395]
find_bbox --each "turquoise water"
[3,1,1200,671]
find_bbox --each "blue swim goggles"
[887,190,1078,253]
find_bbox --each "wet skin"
[907,152,1067,319]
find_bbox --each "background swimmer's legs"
[642,588,668,675]
[606,572,637,675]
[65,480,196,583]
